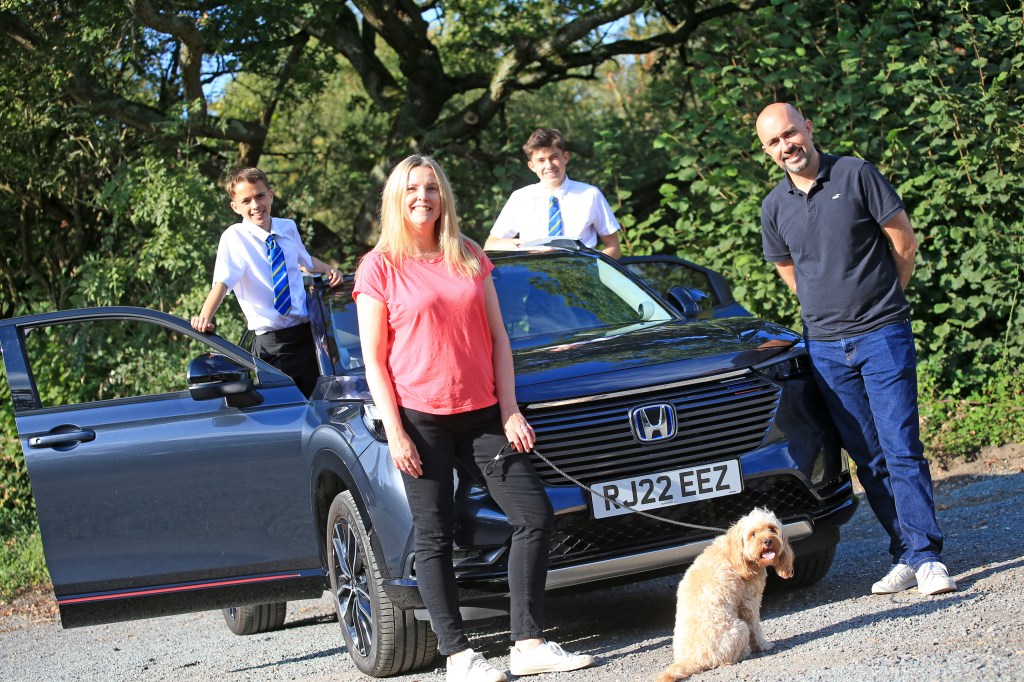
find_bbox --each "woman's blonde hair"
[375,155,482,278]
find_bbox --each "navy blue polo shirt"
[761,153,910,341]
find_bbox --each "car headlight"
[755,350,813,381]
[362,402,388,441]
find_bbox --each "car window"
[324,281,364,372]
[493,255,672,339]
[22,318,211,407]
[624,261,718,305]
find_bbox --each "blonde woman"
[354,155,594,681]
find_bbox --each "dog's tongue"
[762,551,776,560]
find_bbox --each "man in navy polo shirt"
[755,103,956,597]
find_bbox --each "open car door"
[0,307,325,627]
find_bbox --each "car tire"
[769,543,837,590]
[327,490,437,677]
[221,602,287,635]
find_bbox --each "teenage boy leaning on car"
[191,167,342,398]
[484,128,622,259]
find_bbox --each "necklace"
[411,248,441,259]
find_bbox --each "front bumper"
[381,481,857,611]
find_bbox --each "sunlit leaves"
[631,0,1024,443]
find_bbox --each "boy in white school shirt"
[485,128,622,259]
[191,167,342,397]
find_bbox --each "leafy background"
[1,0,1021,597]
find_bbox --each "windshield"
[322,253,673,374]
[492,254,672,340]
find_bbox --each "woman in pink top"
[354,156,594,682]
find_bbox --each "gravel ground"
[2,445,1022,681]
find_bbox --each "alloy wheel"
[331,515,374,656]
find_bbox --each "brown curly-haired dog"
[657,507,795,682]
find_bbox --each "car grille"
[524,370,781,486]
[547,474,818,567]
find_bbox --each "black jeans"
[399,404,555,655]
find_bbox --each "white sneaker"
[509,640,595,676]
[446,649,507,682]
[871,564,917,594]
[916,561,957,595]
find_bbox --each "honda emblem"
[629,403,678,443]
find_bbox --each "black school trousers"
[252,322,319,398]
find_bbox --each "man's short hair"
[225,167,270,198]
[523,128,565,157]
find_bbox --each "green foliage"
[636,0,1024,424]
[0,371,47,600]
[0,528,48,601]
[76,157,226,312]
[920,360,1024,459]
[0,56,116,315]
[0,0,1021,596]
[217,65,391,271]
[0,379,35,537]
[4,0,750,255]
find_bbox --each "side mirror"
[637,300,657,321]
[667,286,714,320]
[188,353,263,407]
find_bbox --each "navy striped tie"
[548,195,562,237]
[266,234,291,315]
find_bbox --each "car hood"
[511,317,801,403]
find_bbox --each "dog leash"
[486,443,727,533]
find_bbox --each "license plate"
[590,460,743,519]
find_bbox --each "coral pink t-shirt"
[353,248,497,414]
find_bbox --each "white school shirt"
[212,217,314,334]
[489,177,621,247]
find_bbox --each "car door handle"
[29,429,97,448]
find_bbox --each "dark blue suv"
[0,247,856,677]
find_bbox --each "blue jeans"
[806,320,943,569]
[399,404,555,655]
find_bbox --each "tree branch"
[237,32,311,167]
[65,71,266,144]
[296,4,403,111]
[430,0,766,144]
[124,0,208,111]
[0,9,39,51]
[352,0,456,128]
[353,0,446,86]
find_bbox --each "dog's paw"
[757,640,774,652]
